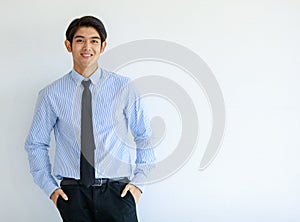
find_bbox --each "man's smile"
[80,53,93,58]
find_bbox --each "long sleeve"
[25,89,59,197]
[124,82,156,191]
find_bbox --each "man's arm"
[25,89,59,197]
[124,81,156,192]
[118,80,155,204]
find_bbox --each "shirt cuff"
[129,181,145,193]
[44,182,60,198]
[130,174,149,193]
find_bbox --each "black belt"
[61,177,129,187]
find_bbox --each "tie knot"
[82,80,91,89]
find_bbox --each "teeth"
[82,54,92,57]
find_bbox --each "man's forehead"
[74,27,100,38]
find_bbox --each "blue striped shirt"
[25,68,155,197]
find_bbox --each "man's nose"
[83,41,91,50]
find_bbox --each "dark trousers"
[57,181,138,222]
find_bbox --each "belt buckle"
[92,178,103,187]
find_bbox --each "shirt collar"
[70,67,102,86]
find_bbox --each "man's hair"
[65,16,107,45]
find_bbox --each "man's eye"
[92,39,99,44]
[76,39,83,43]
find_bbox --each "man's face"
[65,26,106,75]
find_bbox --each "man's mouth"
[81,53,93,58]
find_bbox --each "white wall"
[1,0,300,221]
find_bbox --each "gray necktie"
[80,80,95,187]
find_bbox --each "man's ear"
[100,41,107,54]
[64,40,72,52]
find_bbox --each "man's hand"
[50,188,68,207]
[121,184,141,204]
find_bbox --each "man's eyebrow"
[74,35,101,39]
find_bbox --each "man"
[25,16,155,222]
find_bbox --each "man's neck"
[74,65,98,78]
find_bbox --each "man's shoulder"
[103,69,131,86]
[40,72,72,94]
